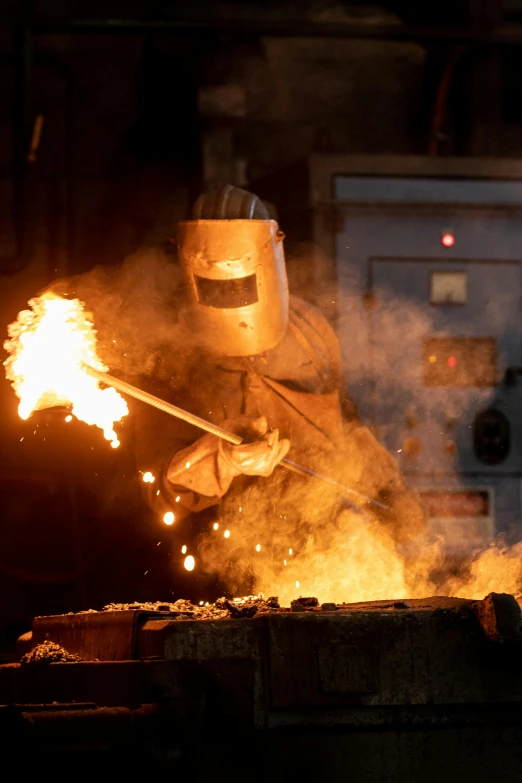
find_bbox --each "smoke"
[196,264,522,604]
[52,248,201,386]
[46,248,522,604]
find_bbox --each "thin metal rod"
[85,366,388,512]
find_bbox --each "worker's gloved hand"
[219,415,290,478]
[166,415,291,499]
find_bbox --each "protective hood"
[177,218,289,357]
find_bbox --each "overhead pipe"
[29,17,522,46]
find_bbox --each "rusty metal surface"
[469,592,522,642]
[0,660,176,707]
[0,702,170,775]
[3,595,522,780]
[3,593,522,721]
[31,609,180,661]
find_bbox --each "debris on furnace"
[215,595,280,618]
[21,640,83,665]
[101,595,282,620]
[291,596,320,612]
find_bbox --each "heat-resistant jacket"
[134,296,426,543]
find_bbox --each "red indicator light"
[448,356,457,368]
[441,233,455,248]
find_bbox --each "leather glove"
[166,415,291,499]
[219,415,291,478]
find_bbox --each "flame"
[262,511,410,606]
[4,294,127,446]
[449,540,522,599]
[258,510,522,606]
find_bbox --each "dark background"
[0,0,521,658]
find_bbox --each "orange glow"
[260,511,419,606]
[4,294,127,446]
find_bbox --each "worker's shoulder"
[290,295,331,326]
[289,295,338,344]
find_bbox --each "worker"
[134,186,426,596]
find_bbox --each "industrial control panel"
[310,156,522,550]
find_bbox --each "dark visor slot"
[195,273,258,309]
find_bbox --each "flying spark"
[224,529,230,539]
[163,511,175,525]
[181,545,187,554]
[184,555,195,571]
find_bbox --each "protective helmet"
[176,185,289,357]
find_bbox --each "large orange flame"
[4,294,128,446]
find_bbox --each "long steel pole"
[84,366,389,512]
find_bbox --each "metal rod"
[84,366,388,512]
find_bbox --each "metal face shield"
[177,219,289,357]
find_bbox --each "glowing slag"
[4,294,128,446]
